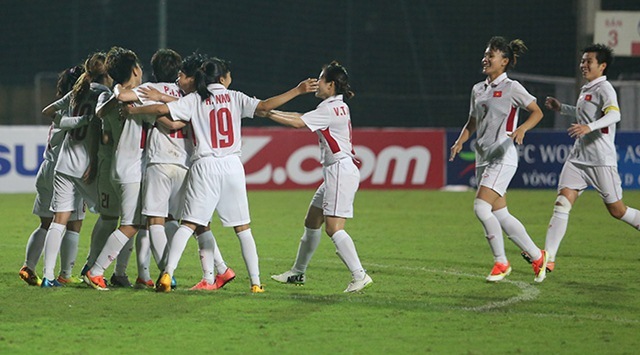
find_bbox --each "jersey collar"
[318,94,344,108]
[582,75,606,89]
[485,72,508,88]
[207,83,226,90]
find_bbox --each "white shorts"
[142,163,187,219]
[558,161,623,204]
[310,158,359,218]
[182,155,250,227]
[49,172,93,219]
[476,163,517,197]
[96,159,120,217]
[117,182,143,226]
[33,160,84,220]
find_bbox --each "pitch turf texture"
[1,190,639,354]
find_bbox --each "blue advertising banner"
[446,130,640,189]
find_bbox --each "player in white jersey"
[538,44,640,273]
[449,37,547,283]
[125,56,317,293]
[134,52,237,291]
[19,65,87,287]
[39,53,112,287]
[83,47,150,290]
[267,61,373,293]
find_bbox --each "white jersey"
[135,82,192,168]
[43,124,65,163]
[54,83,109,178]
[560,76,620,167]
[301,94,356,166]
[166,83,259,161]
[469,73,535,167]
[102,93,154,184]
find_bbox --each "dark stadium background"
[1,0,639,127]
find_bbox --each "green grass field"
[1,189,639,354]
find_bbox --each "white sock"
[213,236,228,275]
[87,216,118,268]
[115,235,134,276]
[149,224,167,271]
[474,199,507,264]
[236,229,260,285]
[136,228,151,281]
[544,211,569,262]
[493,207,542,260]
[165,225,194,276]
[292,227,322,273]
[91,229,129,277]
[620,207,640,230]
[196,231,216,283]
[24,227,47,270]
[331,230,366,280]
[42,222,66,280]
[59,230,80,279]
[162,220,180,270]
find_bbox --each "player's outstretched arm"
[156,116,186,131]
[114,84,141,103]
[138,86,178,103]
[255,78,318,114]
[266,110,307,129]
[122,103,170,117]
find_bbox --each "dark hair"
[151,49,182,83]
[181,52,208,77]
[582,43,614,75]
[194,57,231,101]
[71,52,108,107]
[56,65,84,98]
[322,61,354,99]
[487,36,527,71]
[105,46,140,84]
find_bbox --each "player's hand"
[509,127,527,145]
[568,123,591,138]
[139,87,164,102]
[118,103,135,119]
[254,109,270,118]
[449,142,463,161]
[297,78,319,94]
[545,96,562,112]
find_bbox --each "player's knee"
[553,195,572,214]
[473,199,493,221]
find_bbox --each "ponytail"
[487,36,527,71]
[193,57,232,101]
[71,52,107,107]
[322,61,355,100]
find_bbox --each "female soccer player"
[449,37,547,283]
[540,44,640,272]
[267,61,374,293]
[125,57,317,293]
[19,65,87,286]
[39,52,112,287]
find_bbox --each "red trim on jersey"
[320,128,340,154]
[505,106,517,132]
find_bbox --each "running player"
[125,56,318,293]
[83,47,150,290]
[267,61,373,293]
[536,44,640,272]
[449,37,547,283]
[39,52,112,287]
[19,65,87,286]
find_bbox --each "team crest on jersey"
[493,91,502,98]
[585,94,592,101]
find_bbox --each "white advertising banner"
[0,126,50,193]
[594,11,640,57]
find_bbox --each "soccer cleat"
[270,270,305,285]
[213,268,236,290]
[57,275,83,284]
[155,272,172,293]
[190,279,217,291]
[110,274,133,288]
[19,266,42,286]
[171,276,177,290]
[133,277,155,289]
[521,251,554,273]
[83,270,109,290]
[250,284,265,293]
[532,250,548,283]
[486,261,512,282]
[41,277,64,288]
[344,274,373,293]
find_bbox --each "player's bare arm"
[113,84,141,103]
[138,86,178,103]
[122,103,169,117]
[156,115,186,131]
[449,115,476,161]
[510,101,543,145]
[255,78,319,113]
[267,110,307,129]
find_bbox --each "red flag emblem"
[585,94,592,101]
[493,91,502,97]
